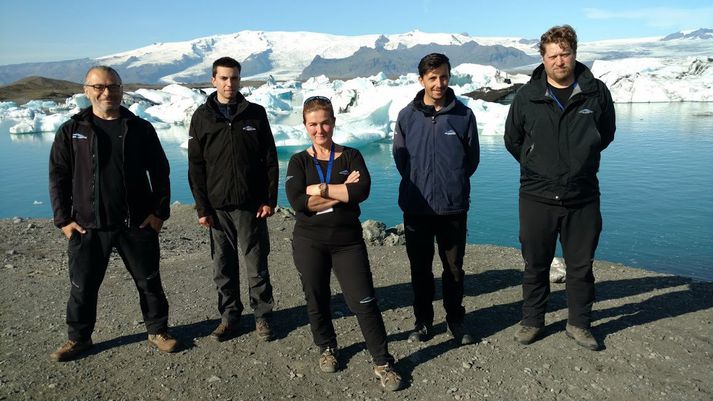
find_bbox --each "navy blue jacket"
[393,88,480,215]
[504,62,615,204]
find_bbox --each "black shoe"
[447,321,475,345]
[407,323,432,342]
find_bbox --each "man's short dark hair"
[418,53,451,77]
[212,57,242,77]
[538,25,578,56]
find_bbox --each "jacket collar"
[205,91,249,121]
[412,87,458,116]
[523,61,598,101]
[71,106,137,124]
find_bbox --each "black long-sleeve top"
[285,146,370,244]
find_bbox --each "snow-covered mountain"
[1,29,711,85]
[0,30,540,84]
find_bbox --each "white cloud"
[584,6,713,30]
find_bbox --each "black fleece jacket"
[49,107,171,229]
[187,92,279,217]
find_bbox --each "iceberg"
[592,57,713,102]
[3,58,712,142]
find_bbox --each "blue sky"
[1,0,711,65]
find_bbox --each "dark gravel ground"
[1,204,711,401]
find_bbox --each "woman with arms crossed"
[285,96,403,392]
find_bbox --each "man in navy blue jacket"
[505,25,615,351]
[393,53,480,346]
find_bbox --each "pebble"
[13,217,23,223]
[6,249,17,255]
[207,375,221,383]
[5,264,14,269]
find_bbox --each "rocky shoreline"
[1,204,711,401]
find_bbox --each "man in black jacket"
[504,25,616,350]
[188,57,278,341]
[49,66,177,361]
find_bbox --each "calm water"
[1,103,711,280]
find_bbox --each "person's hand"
[61,221,86,239]
[306,184,321,196]
[256,205,274,218]
[140,214,164,233]
[345,170,360,184]
[198,215,214,228]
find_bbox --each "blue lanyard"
[311,142,335,184]
[548,81,577,111]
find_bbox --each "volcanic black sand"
[1,204,711,400]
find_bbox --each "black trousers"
[291,235,394,366]
[519,197,602,329]
[66,227,169,341]
[404,212,467,327]
[211,207,274,325]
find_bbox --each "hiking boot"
[407,323,432,343]
[50,339,93,362]
[210,322,238,342]
[319,347,339,373]
[566,324,599,351]
[255,318,274,341]
[447,321,475,345]
[514,325,543,345]
[374,363,403,391]
[148,332,179,353]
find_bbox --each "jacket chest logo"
[243,125,257,132]
[72,132,88,140]
[578,108,594,114]
[443,129,457,136]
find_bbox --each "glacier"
[2,57,712,148]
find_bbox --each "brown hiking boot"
[374,363,403,391]
[148,332,179,353]
[319,347,339,373]
[566,324,599,351]
[50,339,93,362]
[514,325,543,345]
[255,318,274,341]
[210,322,237,342]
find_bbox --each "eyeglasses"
[84,84,123,92]
[303,95,331,106]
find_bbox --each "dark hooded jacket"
[187,92,278,217]
[49,106,171,229]
[393,88,480,215]
[504,61,615,204]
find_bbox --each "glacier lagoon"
[1,102,711,281]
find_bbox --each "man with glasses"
[188,57,278,342]
[505,25,615,350]
[49,66,177,361]
[393,53,480,346]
